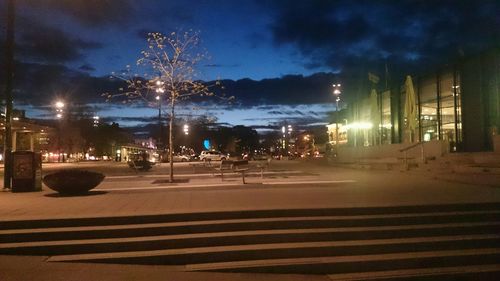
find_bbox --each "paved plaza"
[1,160,499,280]
[1,160,499,221]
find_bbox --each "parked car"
[127,152,154,171]
[199,150,227,162]
[163,154,191,162]
[242,152,269,161]
[173,154,190,162]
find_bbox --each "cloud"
[0,16,103,63]
[263,0,500,76]
[216,72,339,107]
[105,116,157,124]
[79,64,96,72]
[19,0,136,27]
[204,63,241,68]
[0,61,124,106]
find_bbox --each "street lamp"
[333,84,342,152]
[55,100,65,162]
[55,101,65,109]
[55,101,64,119]
[183,124,189,135]
[93,115,99,127]
[155,81,164,151]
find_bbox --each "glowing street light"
[93,115,100,127]
[54,100,65,162]
[154,90,162,150]
[55,101,65,109]
[55,100,65,119]
[183,124,189,135]
[333,83,342,150]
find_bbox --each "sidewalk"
[1,162,499,281]
[1,163,499,221]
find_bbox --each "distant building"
[0,111,57,161]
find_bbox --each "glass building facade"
[342,49,499,153]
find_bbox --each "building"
[0,110,57,161]
[328,49,500,156]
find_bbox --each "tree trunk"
[169,98,175,182]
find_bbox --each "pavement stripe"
[262,180,356,185]
[97,180,356,191]
[106,170,303,179]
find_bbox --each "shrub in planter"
[43,170,105,195]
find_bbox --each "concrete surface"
[1,160,499,280]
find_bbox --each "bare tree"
[107,30,224,182]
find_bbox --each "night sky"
[1,0,499,130]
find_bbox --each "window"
[419,76,439,141]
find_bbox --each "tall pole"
[333,84,341,157]
[169,96,174,182]
[155,79,164,159]
[336,98,339,148]
[55,101,64,162]
[3,0,15,189]
[156,96,162,151]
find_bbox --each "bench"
[128,160,153,172]
[212,160,253,184]
[232,160,250,184]
[214,160,234,180]
[255,158,272,178]
[189,159,212,173]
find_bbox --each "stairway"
[1,203,500,279]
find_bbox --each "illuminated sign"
[203,139,211,150]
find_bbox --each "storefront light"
[346,122,373,129]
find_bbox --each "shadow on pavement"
[44,190,108,198]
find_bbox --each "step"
[2,210,498,243]
[45,234,500,265]
[327,264,500,280]
[2,202,499,230]
[3,222,500,256]
[186,248,500,274]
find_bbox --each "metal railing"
[399,142,426,170]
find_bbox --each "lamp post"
[55,101,64,162]
[152,78,166,164]
[2,0,15,189]
[155,80,164,152]
[333,84,342,153]
[155,95,162,149]
[93,115,99,127]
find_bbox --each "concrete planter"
[43,170,105,195]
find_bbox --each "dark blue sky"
[1,0,499,129]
